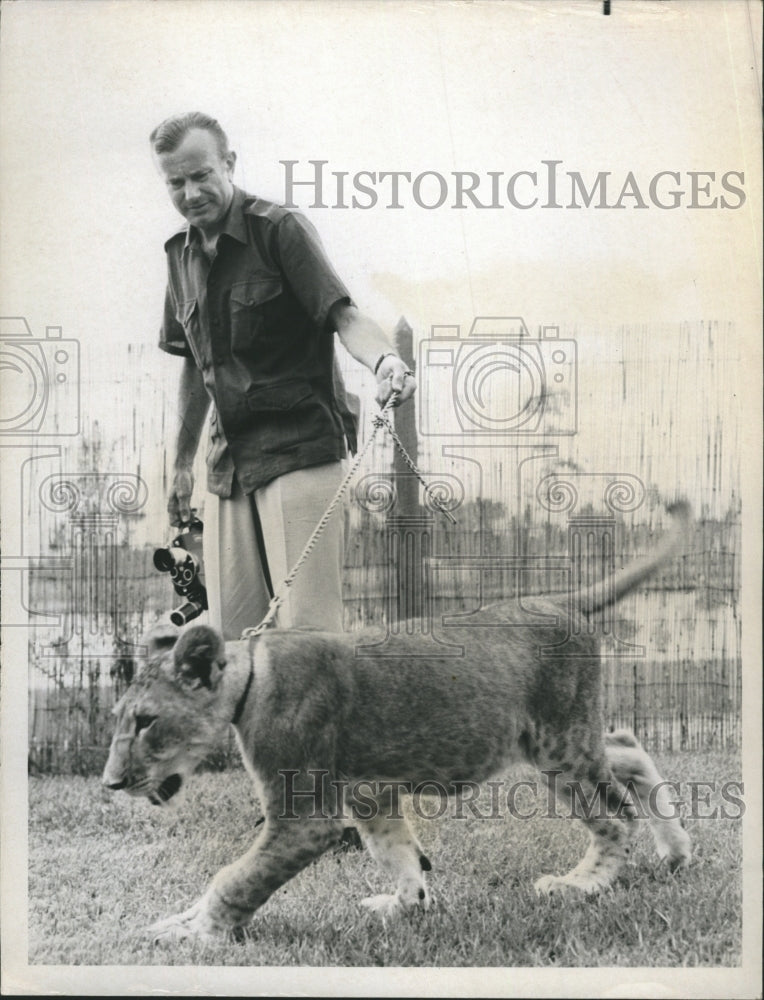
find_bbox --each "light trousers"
[203,462,345,640]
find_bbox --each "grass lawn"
[27,750,742,967]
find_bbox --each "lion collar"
[231,657,255,727]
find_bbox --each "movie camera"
[153,516,208,627]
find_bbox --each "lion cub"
[104,503,692,942]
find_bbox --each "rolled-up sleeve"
[274,212,354,334]
[158,284,192,357]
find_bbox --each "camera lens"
[170,600,204,627]
[153,548,175,572]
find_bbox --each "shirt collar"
[183,186,249,252]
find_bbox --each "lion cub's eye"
[135,715,158,735]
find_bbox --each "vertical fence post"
[392,316,419,516]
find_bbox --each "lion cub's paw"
[655,826,693,872]
[533,872,608,897]
[361,893,405,917]
[148,903,229,945]
[361,887,430,917]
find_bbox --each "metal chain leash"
[372,408,457,526]
[240,390,454,640]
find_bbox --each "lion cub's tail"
[576,500,692,615]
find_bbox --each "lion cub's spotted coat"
[104,503,692,942]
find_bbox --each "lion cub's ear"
[142,621,180,660]
[172,625,227,690]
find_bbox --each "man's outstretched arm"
[330,302,417,407]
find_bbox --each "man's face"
[156,128,236,238]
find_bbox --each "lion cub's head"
[102,624,229,806]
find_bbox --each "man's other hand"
[168,467,194,526]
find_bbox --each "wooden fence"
[28,513,740,773]
[24,319,743,772]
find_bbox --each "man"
[152,112,415,640]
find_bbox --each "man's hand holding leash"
[373,351,417,408]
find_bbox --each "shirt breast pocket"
[229,277,283,355]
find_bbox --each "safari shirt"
[159,187,358,497]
